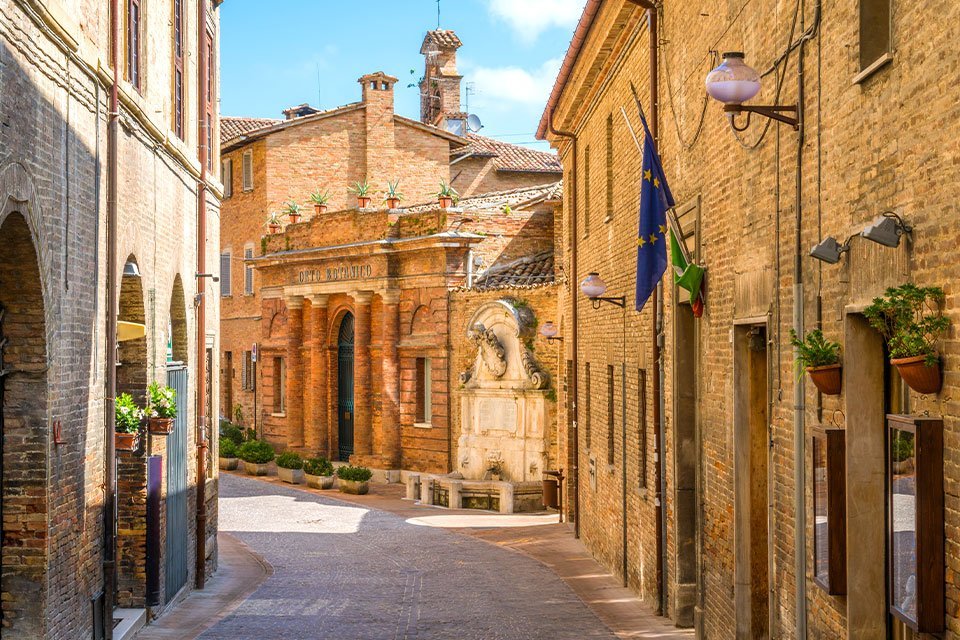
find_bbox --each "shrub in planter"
[219,437,239,470]
[437,180,458,209]
[336,465,373,494]
[239,440,275,476]
[310,189,330,215]
[864,283,950,394]
[276,451,305,484]
[115,393,144,452]
[220,420,246,446]
[266,211,282,234]
[304,457,335,489]
[349,179,372,208]
[790,329,842,395]
[383,179,404,209]
[284,199,303,224]
[146,381,177,434]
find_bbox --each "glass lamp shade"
[705,52,761,105]
[540,321,559,339]
[580,273,608,299]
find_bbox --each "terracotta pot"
[314,204,328,215]
[268,223,281,234]
[287,213,302,224]
[278,467,304,484]
[338,479,369,495]
[244,461,271,476]
[305,473,335,490]
[219,456,239,471]
[386,197,401,210]
[148,416,174,435]
[438,196,453,209]
[806,364,842,396]
[891,355,942,394]
[115,432,139,452]
[357,197,371,209]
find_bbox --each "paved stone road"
[202,474,618,640]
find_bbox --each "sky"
[219,0,588,150]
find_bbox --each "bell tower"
[419,30,466,135]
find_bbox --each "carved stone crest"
[467,322,507,378]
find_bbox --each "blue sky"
[219,0,587,149]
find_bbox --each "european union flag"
[635,107,674,312]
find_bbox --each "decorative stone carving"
[521,349,549,389]
[467,322,507,378]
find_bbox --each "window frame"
[854,0,893,83]
[241,150,253,191]
[219,250,232,297]
[414,357,432,427]
[127,0,143,91]
[272,356,286,415]
[172,0,184,138]
[243,245,254,296]
[221,158,233,198]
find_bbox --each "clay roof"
[220,116,282,143]
[406,181,563,213]
[454,134,562,174]
[421,29,463,52]
[472,251,556,291]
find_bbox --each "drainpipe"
[102,0,120,633]
[195,0,209,590]
[547,113,579,538]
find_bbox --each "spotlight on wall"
[809,237,849,264]
[861,212,911,248]
[539,321,564,343]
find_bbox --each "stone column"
[308,295,329,455]
[381,289,402,468]
[285,296,305,448]
[352,291,374,457]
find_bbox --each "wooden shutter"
[242,151,253,190]
[219,251,231,296]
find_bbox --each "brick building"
[1,0,222,637]
[542,0,960,639]
[219,30,564,478]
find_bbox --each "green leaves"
[348,179,372,197]
[276,451,304,470]
[115,393,144,434]
[238,440,275,464]
[147,381,177,419]
[863,283,949,364]
[304,457,334,477]
[790,329,841,370]
[309,189,330,205]
[219,437,238,458]
[437,180,459,200]
[336,464,373,482]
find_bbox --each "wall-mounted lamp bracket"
[724,103,799,131]
[195,272,219,283]
[589,296,626,310]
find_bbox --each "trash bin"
[542,476,559,509]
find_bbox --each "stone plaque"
[477,398,517,433]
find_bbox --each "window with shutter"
[240,352,248,391]
[244,247,254,295]
[221,159,232,198]
[242,151,253,191]
[220,251,232,296]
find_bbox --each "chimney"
[358,72,398,188]
[419,30,463,127]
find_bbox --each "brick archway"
[0,211,48,637]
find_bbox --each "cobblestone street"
[200,474,619,640]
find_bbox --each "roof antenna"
[437,0,441,28]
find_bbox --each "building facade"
[542,0,960,639]
[0,0,222,637]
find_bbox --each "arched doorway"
[0,212,47,636]
[337,312,355,461]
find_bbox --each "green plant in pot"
[115,393,144,452]
[146,381,177,435]
[349,180,372,208]
[304,457,335,489]
[310,189,330,215]
[276,451,305,484]
[219,437,240,471]
[863,283,949,394]
[266,211,282,234]
[384,179,404,209]
[437,180,459,209]
[284,199,303,223]
[336,465,373,495]
[790,329,842,395]
[238,439,275,476]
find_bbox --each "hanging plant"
[863,283,949,394]
[115,393,144,452]
[146,381,177,435]
[790,329,842,395]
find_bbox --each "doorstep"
[114,608,146,640]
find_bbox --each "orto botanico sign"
[298,263,373,284]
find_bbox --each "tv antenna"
[465,82,476,113]
[436,0,441,28]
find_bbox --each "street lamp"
[580,273,625,309]
[705,52,799,131]
[539,321,564,343]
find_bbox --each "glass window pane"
[891,427,917,623]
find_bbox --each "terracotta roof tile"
[220,116,282,144]
[472,251,556,291]
[421,29,463,52]
[454,134,562,173]
[406,181,563,213]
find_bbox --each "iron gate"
[165,364,188,602]
[337,313,355,461]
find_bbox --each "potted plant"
[437,180,458,209]
[349,180,372,208]
[336,465,373,495]
[238,439,275,476]
[790,329,842,395]
[219,437,240,470]
[384,180,404,210]
[304,457,335,489]
[276,451,305,484]
[864,283,950,394]
[146,381,177,435]
[284,199,303,224]
[115,393,144,452]
[266,211,282,234]
[310,189,330,215]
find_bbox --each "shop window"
[415,357,432,425]
[273,357,286,414]
[812,427,846,595]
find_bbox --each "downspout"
[195,0,209,590]
[102,0,120,633]
[547,113,579,538]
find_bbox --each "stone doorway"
[733,323,770,640]
[0,212,48,638]
[672,302,698,627]
[337,312,355,461]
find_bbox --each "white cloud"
[469,57,563,110]
[486,0,585,43]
